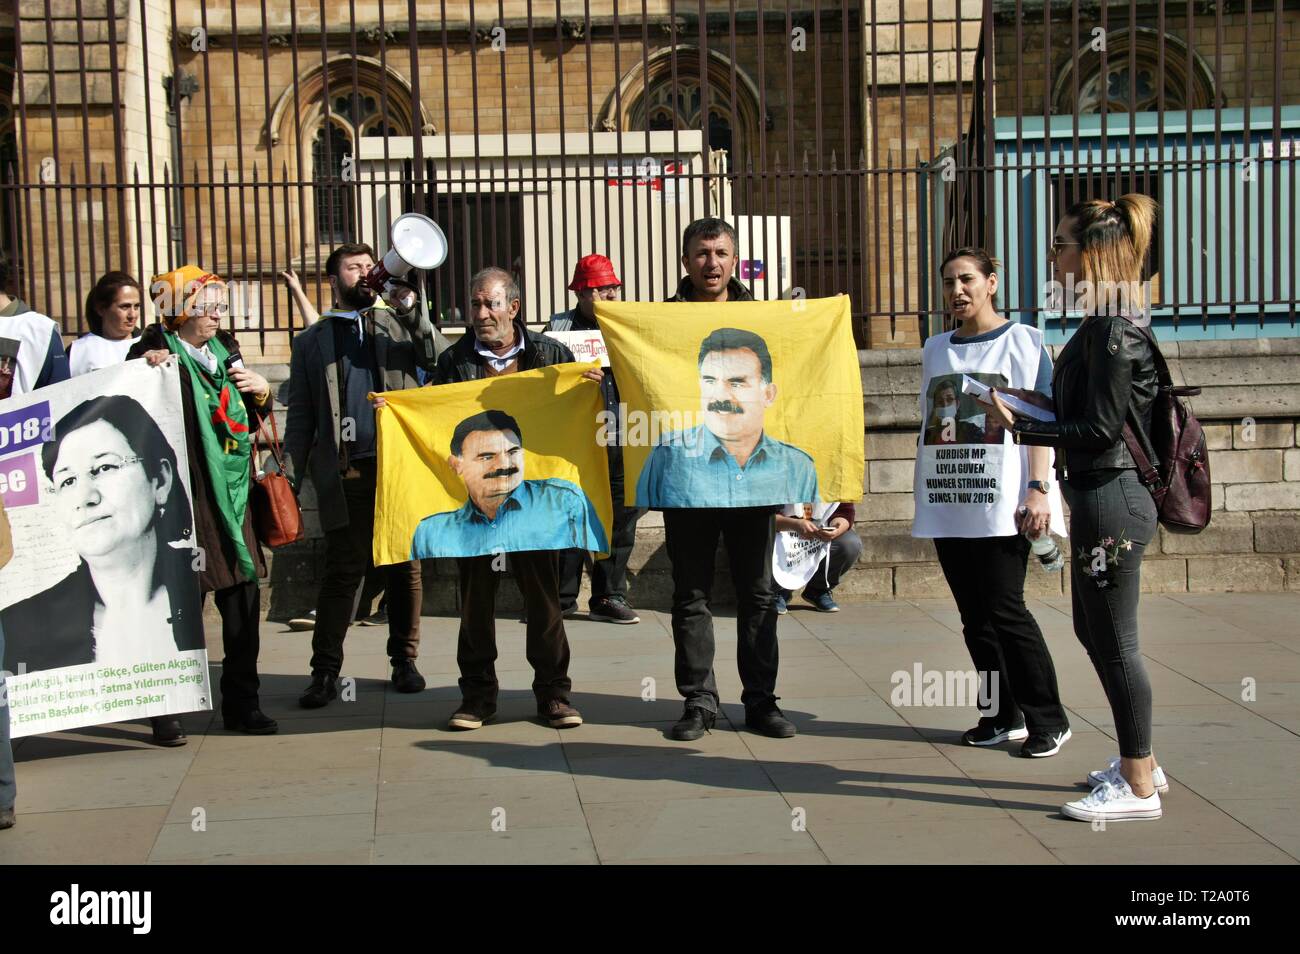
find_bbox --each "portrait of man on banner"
[409,409,608,559]
[635,327,819,508]
[372,363,614,564]
[594,295,864,510]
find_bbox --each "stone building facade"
[4,3,1297,353]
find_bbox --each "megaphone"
[362,212,448,292]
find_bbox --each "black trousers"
[356,565,388,619]
[558,467,645,606]
[933,535,1069,733]
[456,550,572,708]
[212,580,261,718]
[310,460,422,675]
[662,507,780,713]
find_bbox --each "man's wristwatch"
[1027,480,1051,495]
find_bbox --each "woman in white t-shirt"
[911,248,1072,758]
[67,272,142,377]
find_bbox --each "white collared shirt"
[474,334,523,372]
[180,337,218,374]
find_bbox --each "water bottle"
[1028,531,1065,572]
[1017,504,1064,571]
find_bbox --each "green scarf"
[165,331,256,582]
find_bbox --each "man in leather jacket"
[430,267,589,732]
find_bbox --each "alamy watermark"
[595,403,706,448]
[890,664,1000,714]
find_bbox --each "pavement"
[4,592,1299,865]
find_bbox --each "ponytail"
[1063,193,1160,315]
[1114,193,1158,276]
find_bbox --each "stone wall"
[253,334,1300,619]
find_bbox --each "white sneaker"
[1062,777,1163,822]
[1087,757,1169,794]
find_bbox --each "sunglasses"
[1050,236,1080,255]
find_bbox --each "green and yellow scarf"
[165,332,256,582]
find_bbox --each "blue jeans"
[1063,469,1159,758]
[0,621,15,812]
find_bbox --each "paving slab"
[6,595,1299,865]
[1,806,170,864]
[376,775,586,835]
[148,812,377,863]
[583,795,820,861]
[372,826,599,864]
[807,817,1062,864]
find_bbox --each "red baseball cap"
[567,254,622,292]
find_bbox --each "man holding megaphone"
[283,215,448,709]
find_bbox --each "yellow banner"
[373,363,613,565]
[596,295,864,508]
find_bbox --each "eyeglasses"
[52,455,145,496]
[1050,237,1080,255]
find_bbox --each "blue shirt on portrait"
[410,478,609,559]
[635,424,819,509]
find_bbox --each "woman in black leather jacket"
[985,194,1167,824]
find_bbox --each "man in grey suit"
[284,241,439,708]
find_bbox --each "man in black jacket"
[284,242,436,709]
[432,266,595,731]
[660,218,796,742]
[547,254,644,624]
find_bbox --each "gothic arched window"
[1053,28,1218,115]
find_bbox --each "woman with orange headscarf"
[129,265,279,738]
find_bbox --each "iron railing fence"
[0,1,1296,352]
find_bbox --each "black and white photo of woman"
[1,394,204,674]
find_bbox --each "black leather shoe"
[745,700,797,738]
[223,709,280,735]
[149,716,188,747]
[670,704,716,741]
[298,671,338,709]
[390,658,426,694]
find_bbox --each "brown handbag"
[250,407,305,548]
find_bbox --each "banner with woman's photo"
[0,360,210,738]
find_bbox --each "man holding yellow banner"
[597,218,864,743]
[374,267,608,732]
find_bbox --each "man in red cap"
[546,254,644,624]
